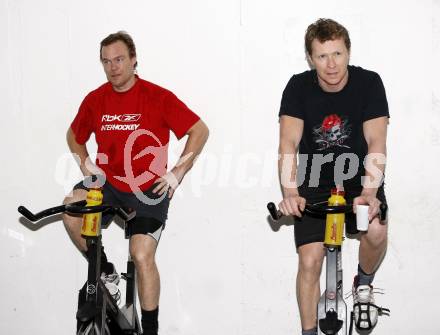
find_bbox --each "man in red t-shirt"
[63,31,209,335]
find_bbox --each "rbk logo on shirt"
[101,114,142,131]
[102,114,141,122]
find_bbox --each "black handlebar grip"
[267,202,281,220]
[18,206,37,221]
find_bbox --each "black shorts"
[294,186,387,248]
[73,176,170,241]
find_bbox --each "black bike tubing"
[85,238,101,303]
[349,311,354,335]
[126,261,136,306]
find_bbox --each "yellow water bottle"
[81,188,103,238]
[324,188,346,247]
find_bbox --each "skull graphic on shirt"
[313,114,352,150]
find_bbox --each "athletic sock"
[357,264,375,286]
[142,307,159,335]
[302,327,317,335]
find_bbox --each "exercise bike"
[267,190,390,335]
[18,196,142,335]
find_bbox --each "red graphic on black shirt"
[313,114,351,150]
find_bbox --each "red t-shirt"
[71,76,200,192]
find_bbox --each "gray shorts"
[74,176,170,242]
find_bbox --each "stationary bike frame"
[18,201,142,335]
[267,201,387,335]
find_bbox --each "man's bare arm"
[278,115,306,216]
[153,119,209,197]
[66,127,102,177]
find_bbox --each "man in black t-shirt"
[277,19,389,335]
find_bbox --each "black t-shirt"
[279,65,389,191]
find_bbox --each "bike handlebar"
[18,200,136,222]
[267,202,388,221]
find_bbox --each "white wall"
[1,0,439,334]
